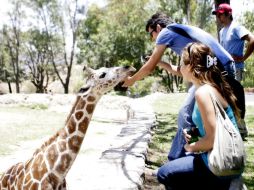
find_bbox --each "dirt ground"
[143,168,165,190]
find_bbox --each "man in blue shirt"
[212,3,254,139]
[123,12,245,160]
[212,3,254,82]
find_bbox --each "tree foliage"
[78,0,150,70]
[1,0,253,94]
[2,0,27,93]
[0,31,13,93]
[24,0,86,93]
[242,10,254,87]
[24,29,53,93]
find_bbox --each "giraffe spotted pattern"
[0,66,136,190]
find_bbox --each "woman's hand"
[184,143,192,152]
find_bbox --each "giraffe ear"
[83,65,94,75]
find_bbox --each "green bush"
[243,56,254,88]
[128,76,159,97]
[21,104,48,110]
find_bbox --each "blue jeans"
[224,61,236,78]
[235,68,244,82]
[157,154,231,190]
[168,86,196,161]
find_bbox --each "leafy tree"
[195,0,214,30]
[77,4,106,68]
[24,29,54,93]
[3,0,246,94]
[243,11,254,32]
[2,0,26,93]
[27,0,86,93]
[242,10,254,87]
[0,31,13,93]
[78,0,150,70]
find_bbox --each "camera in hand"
[186,127,200,144]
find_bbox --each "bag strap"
[208,90,227,120]
[167,25,192,39]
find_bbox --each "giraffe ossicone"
[0,65,136,190]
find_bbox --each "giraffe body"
[0,66,135,190]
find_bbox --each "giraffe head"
[79,65,136,95]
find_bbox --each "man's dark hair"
[224,12,233,21]
[145,12,174,32]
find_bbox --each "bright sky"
[0,0,253,26]
[231,0,254,18]
[0,0,105,23]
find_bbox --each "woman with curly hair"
[157,42,242,190]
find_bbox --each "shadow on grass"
[146,112,178,167]
[146,159,162,168]
[247,133,254,138]
[155,113,178,137]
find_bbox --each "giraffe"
[0,65,136,190]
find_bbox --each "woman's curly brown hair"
[182,42,240,120]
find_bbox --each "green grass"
[0,106,66,155]
[146,93,186,168]
[149,93,254,189]
[243,106,254,189]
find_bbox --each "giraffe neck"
[44,91,100,181]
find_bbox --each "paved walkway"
[245,93,254,106]
[66,96,157,190]
[0,94,158,190]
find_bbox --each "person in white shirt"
[212,3,254,82]
[212,3,254,139]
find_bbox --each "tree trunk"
[4,70,12,93]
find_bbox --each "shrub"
[242,56,254,88]
[128,76,159,97]
[21,103,48,110]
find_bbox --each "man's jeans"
[235,68,244,82]
[223,61,236,78]
[168,86,196,161]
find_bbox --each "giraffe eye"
[99,72,106,78]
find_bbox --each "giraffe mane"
[65,96,81,125]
